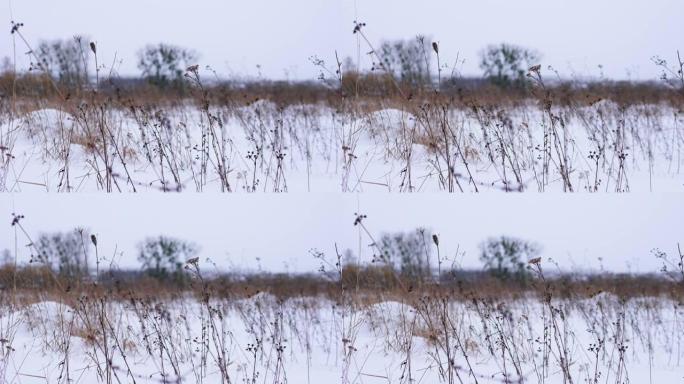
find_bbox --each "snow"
[1,102,683,382]
[2,295,683,383]
[1,103,682,193]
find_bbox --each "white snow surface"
[1,295,683,383]
[1,102,682,192]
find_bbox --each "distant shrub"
[479,43,540,89]
[0,248,11,265]
[138,236,198,283]
[377,228,432,281]
[35,35,91,89]
[137,43,197,90]
[377,36,432,88]
[340,71,396,97]
[34,228,90,279]
[341,263,399,289]
[479,236,540,281]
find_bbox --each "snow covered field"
[1,291,683,384]
[2,2,682,384]
[2,100,683,384]
[1,101,682,193]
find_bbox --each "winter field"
[2,285,684,384]
[1,191,682,384]
[1,99,682,193]
[1,193,683,384]
[1,2,683,383]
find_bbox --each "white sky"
[1,0,682,80]
[1,194,681,274]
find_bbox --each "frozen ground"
[1,101,682,192]
[1,293,683,383]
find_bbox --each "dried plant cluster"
[1,90,682,192]
[1,24,683,193]
[1,266,684,384]
[2,215,684,383]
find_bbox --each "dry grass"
[1,260,683,384]
[1,215,683,383]
[2,71,683,111]
[2,263,682,303]
[2,83,681,193]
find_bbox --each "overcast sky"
[2,0,682,80]
[2,194,681,274]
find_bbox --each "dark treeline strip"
[1,72,683,110]
[1,263,681,301]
